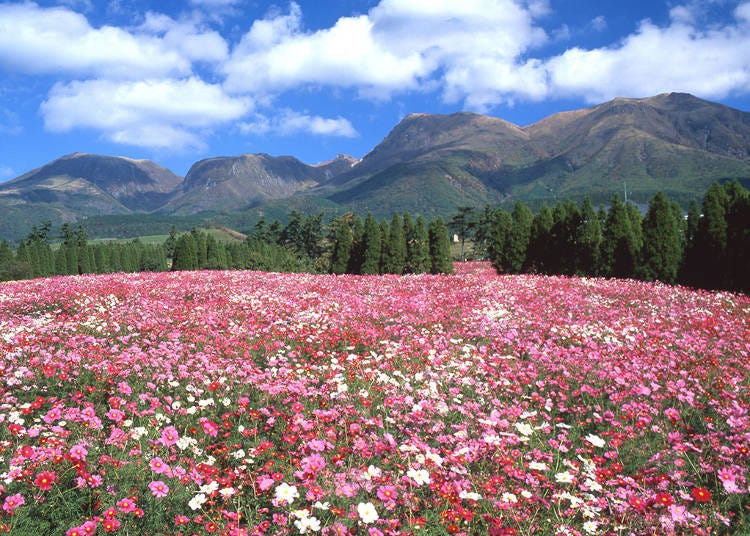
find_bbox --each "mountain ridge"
[1,92,749,239]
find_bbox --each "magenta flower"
[69,444,88,460]
[149,480,170,498]
[2,493,25,514]
[149,457,170,475]
[160,425,180,446]
[200,417,219,437]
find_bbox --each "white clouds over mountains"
[1,0,749,151]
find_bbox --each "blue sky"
[1,0,749,180]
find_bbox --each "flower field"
[0,262,748,535]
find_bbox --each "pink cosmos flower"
[116,497,136,513]
[69,444,88,460]
[149,480,170,498]
[200,418,219,437]
[150,456,170,475]
[300,453,327,474]
[160,425,180,446]
[376,485,398,502]
[2,493,25,514]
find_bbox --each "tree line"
[0,212,454,281]
[469,181,748,293]
[171,211,453,275]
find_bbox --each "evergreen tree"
[205,234,228,269]
[524,206,554,273]
[378,220,390,274]
[626,203,643,269]
[488,209,513,273]
[191,228,209,268]
[549,200,581,275]
[172,233,198,271]
[506,201,533,273]
[93,244,110,273]
[472,205,496,260]
[0,240,12,280]
[329,215,353,275]
[449,206,475,261]
[682,199,701,277]
[405,215,430,273]
[575,197,602,275]
[75,225,93,274]
[693,183,729,288]
[280,211,306,253]
[638,192,683,284]
[428,217,453,274]
[601,195,637,278]
[347,214,365,274]
[164,225,179,258]
[301,213,325,260]
[724,181,750,292]
[360,213,382,275]
[384,213,406,274]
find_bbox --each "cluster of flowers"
[0,262,748,535]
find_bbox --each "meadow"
[0,263,748,535]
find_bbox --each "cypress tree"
[693,183,728,288]
[172,233,198,271]
[575,197,602,276]
[205,234,228,269]
[524,206,554,273]
[347,214,365,274]
[360,213,382,275]
[488,208,513,273]
[191,228,208,268]
[378,220,390,273]
[472,205,496,260]
[329,215,353,274]
[602,195,637,278]
[679,199,701,286]
[505,202,532,273]
[414,216,431,273]
[449,206,475,261]
[724,181,750,292]
[639,192,683,283]
[428,217,453,274]
[164,225,179,258]
[0,240,12,280]
[301,213,325,260]
[385,213,406,274]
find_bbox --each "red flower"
[691,487,712,503]
[34,470,57,491]
[654,492,673,507]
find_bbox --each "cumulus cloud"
[239,110,357,137]
[223,0,548,105]
[0,3,227,78]
[546,6,750,102]
[40,78,251,150]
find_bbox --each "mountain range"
[1,92,749,240]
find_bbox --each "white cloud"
[736,2,750,23]
[546,11,750,102]
[40,78,252,150]
[0,3,227,78]
[240,110,357,137]
[223,0,548,104]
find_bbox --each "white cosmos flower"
[407,468,431,486]
[275,482,299,505]
[357,502,379,524]
[584,433,606,448]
